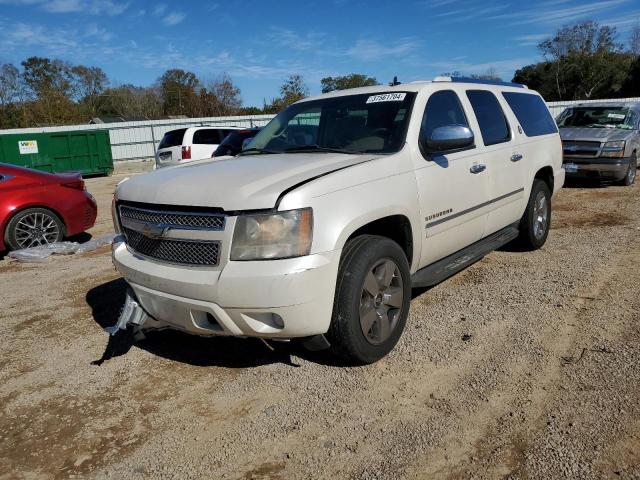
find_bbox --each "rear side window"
[466,90,510,146]
[502,92,558,137]
[158,129,187,148]
[193,129,222,144]
[421,90,470,140]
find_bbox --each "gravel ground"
[1,162,639,480]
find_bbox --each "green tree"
[512,62,559,99]
[71,65,108,118]
[21,56,77,124]
[320,73,378,93]
[264,74,309,113]
[158,69,200,116]
[538,21,628,99]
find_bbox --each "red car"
[0,163,97,251]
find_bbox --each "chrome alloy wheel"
[359,258,404,345]
[532,190,549,241]
[14,211,60,248]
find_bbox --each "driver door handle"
[511,153,523,162]
[470,163,486,174]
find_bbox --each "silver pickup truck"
[558,102,639,186]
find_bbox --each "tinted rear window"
[214,130,259,156]
[502,92,557,137]
[466,90,510,146]
[159,129,187,148]
[193,129,223,144]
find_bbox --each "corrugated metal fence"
[0,114,275,162]
[1,97,638,162]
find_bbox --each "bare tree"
[207,73,242,116]
[0,63,21,107]
[630,22,640,56]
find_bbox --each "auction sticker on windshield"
[366,93,407,103]
[607,113,626,119]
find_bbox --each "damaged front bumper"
[108,238,341,339]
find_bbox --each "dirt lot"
[1,162,639,480]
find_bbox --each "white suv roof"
[301,76,529,102]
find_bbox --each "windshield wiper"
[283,144,362,154]
[239,147,280,155]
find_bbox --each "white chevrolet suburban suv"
[110,77,565,364]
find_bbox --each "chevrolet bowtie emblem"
[141,222,170,239]
[120,216,171,239]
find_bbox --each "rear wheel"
[516,179,551,251]
[5,208,64,251]
[327,235,411,365]
[618,152,637,186]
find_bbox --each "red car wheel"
[5,208,64,250]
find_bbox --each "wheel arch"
[534,166,554,193]
[342,214,415,270]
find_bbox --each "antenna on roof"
[389,76,401,86]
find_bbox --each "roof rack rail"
[432,76,527,89]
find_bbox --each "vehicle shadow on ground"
[562,179,620,189]
[86,278,322,369]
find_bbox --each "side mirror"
[242,137,254,150]
[421,125,474,154]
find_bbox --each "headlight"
[601,140,625,158]
[231,208,313,261]
[111,195,121,234]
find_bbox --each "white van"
[112,77,564,364]
[155,126,242,168]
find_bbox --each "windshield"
[243,92,416,155]
[213,130,259,157]
[557,106,637,130]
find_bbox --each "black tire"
[4,207,64,251]
[327,235,411,365]
[618,152,637,186]
[516,179,551,251]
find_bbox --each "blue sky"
[0,0,638,106]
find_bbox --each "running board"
[411,226,519,288]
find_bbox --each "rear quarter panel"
[0,180,95,249]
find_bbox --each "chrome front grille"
[119,205,225,230]
[118,203,224,267]
[562,140,601,157]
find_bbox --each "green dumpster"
[0,129,113,176]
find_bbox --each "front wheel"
[516,179,551,251]
[618,153,637,186]
[327,235,411,365]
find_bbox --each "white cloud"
[514,33,549,46]
[267,27,324,51]
[488,0,630,26]
[0,0,129,15]
[346,38,419,61]
[152,3,167,16]
[428,57,537,78]
[162,12,186,26]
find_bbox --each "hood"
[559,127,633,143]
[117,152,380,210]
